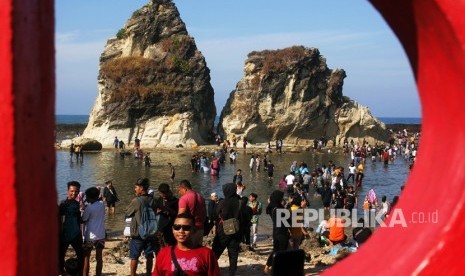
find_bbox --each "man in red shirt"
[177,180,206,246]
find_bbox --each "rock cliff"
[82,0,216,148]
[218,46,390,146]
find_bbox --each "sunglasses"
[172,224,192,231]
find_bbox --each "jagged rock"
[218,46,390,146]
[82,0,216,148]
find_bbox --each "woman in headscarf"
[212,183,248,276]
[264,190,290,273]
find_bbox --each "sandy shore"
[68,227,352,276]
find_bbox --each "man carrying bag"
[212,183,249,276]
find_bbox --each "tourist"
[232,134,237,148]
[207,192,222,235]
[347,162,356,183]
[288,195,309,250]
[153,213,220,276]
[212,183,245,276]
[232,169,243,184]
[190,154,197,172]
[321,183,332,211]
[177,179,207,246]
[134,136,140,149]
[74,144,81,162]
[59,181,84,275]
[290,161,297,174]
[325,211,347,246]
[102,180,119,214]
[302,171,311,193]
[125,178,157,276]
[113,136,119,152]
[265,142,272,153]
[267,160,274,180]
[255,154,261,172]
[278,175,287,190]
[276,138,283,154]
[345,185,357,215]
[199,154,209,173]
[229,149,237,164]
[249,154,255,171]
[350,218,372,247]
[264,190,289,274]
[82,187,106,276]
[155,183,179,247]
[247,193,262,248]
[242,137,248,149]
[69,143,75,161]
[263,154,268,170]
[379,195,391,220]
[285,171,295,193]
[168,162,175,183]
[78,145,84,162]
[355,166,364,187]
[144,152,151,167]
[211,156,220,176]
[236,182,245,198]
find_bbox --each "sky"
[56,0,421,118]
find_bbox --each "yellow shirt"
[290,205,303,237]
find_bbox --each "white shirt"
[348,165,356,174]
[249,158,254,168]
[285,174,295,185]
[82,200,106,241]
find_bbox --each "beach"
[71,229,346,276]
[56,122,416,275]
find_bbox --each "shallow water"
[56,148,410,235]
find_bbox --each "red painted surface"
[0,0,464,275]
[0,0,17,275]
[326,0,465,275]
[0,0,56,275]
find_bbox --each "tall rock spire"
[83,0,216,148]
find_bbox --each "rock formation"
[218,46,390,146]
[82,0,216,148]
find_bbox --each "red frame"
[1,0,464,274]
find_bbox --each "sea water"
[56,148,411,236]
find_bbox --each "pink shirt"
[179,190,206,229]
[153,246,220,276]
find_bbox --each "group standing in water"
[60,128,418,275]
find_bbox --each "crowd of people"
[59,130,419,275]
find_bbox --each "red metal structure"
[0,0,463,275]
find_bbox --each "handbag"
[171,246,187,276]
[222,200,242,235]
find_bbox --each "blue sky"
[56,0,421,118]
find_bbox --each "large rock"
[218,46,390,146]
[82,0,216,148]
[61,137,102,151]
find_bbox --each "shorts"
[106,201,116,208]
[129,237,155,260]
[83,239,105,250]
